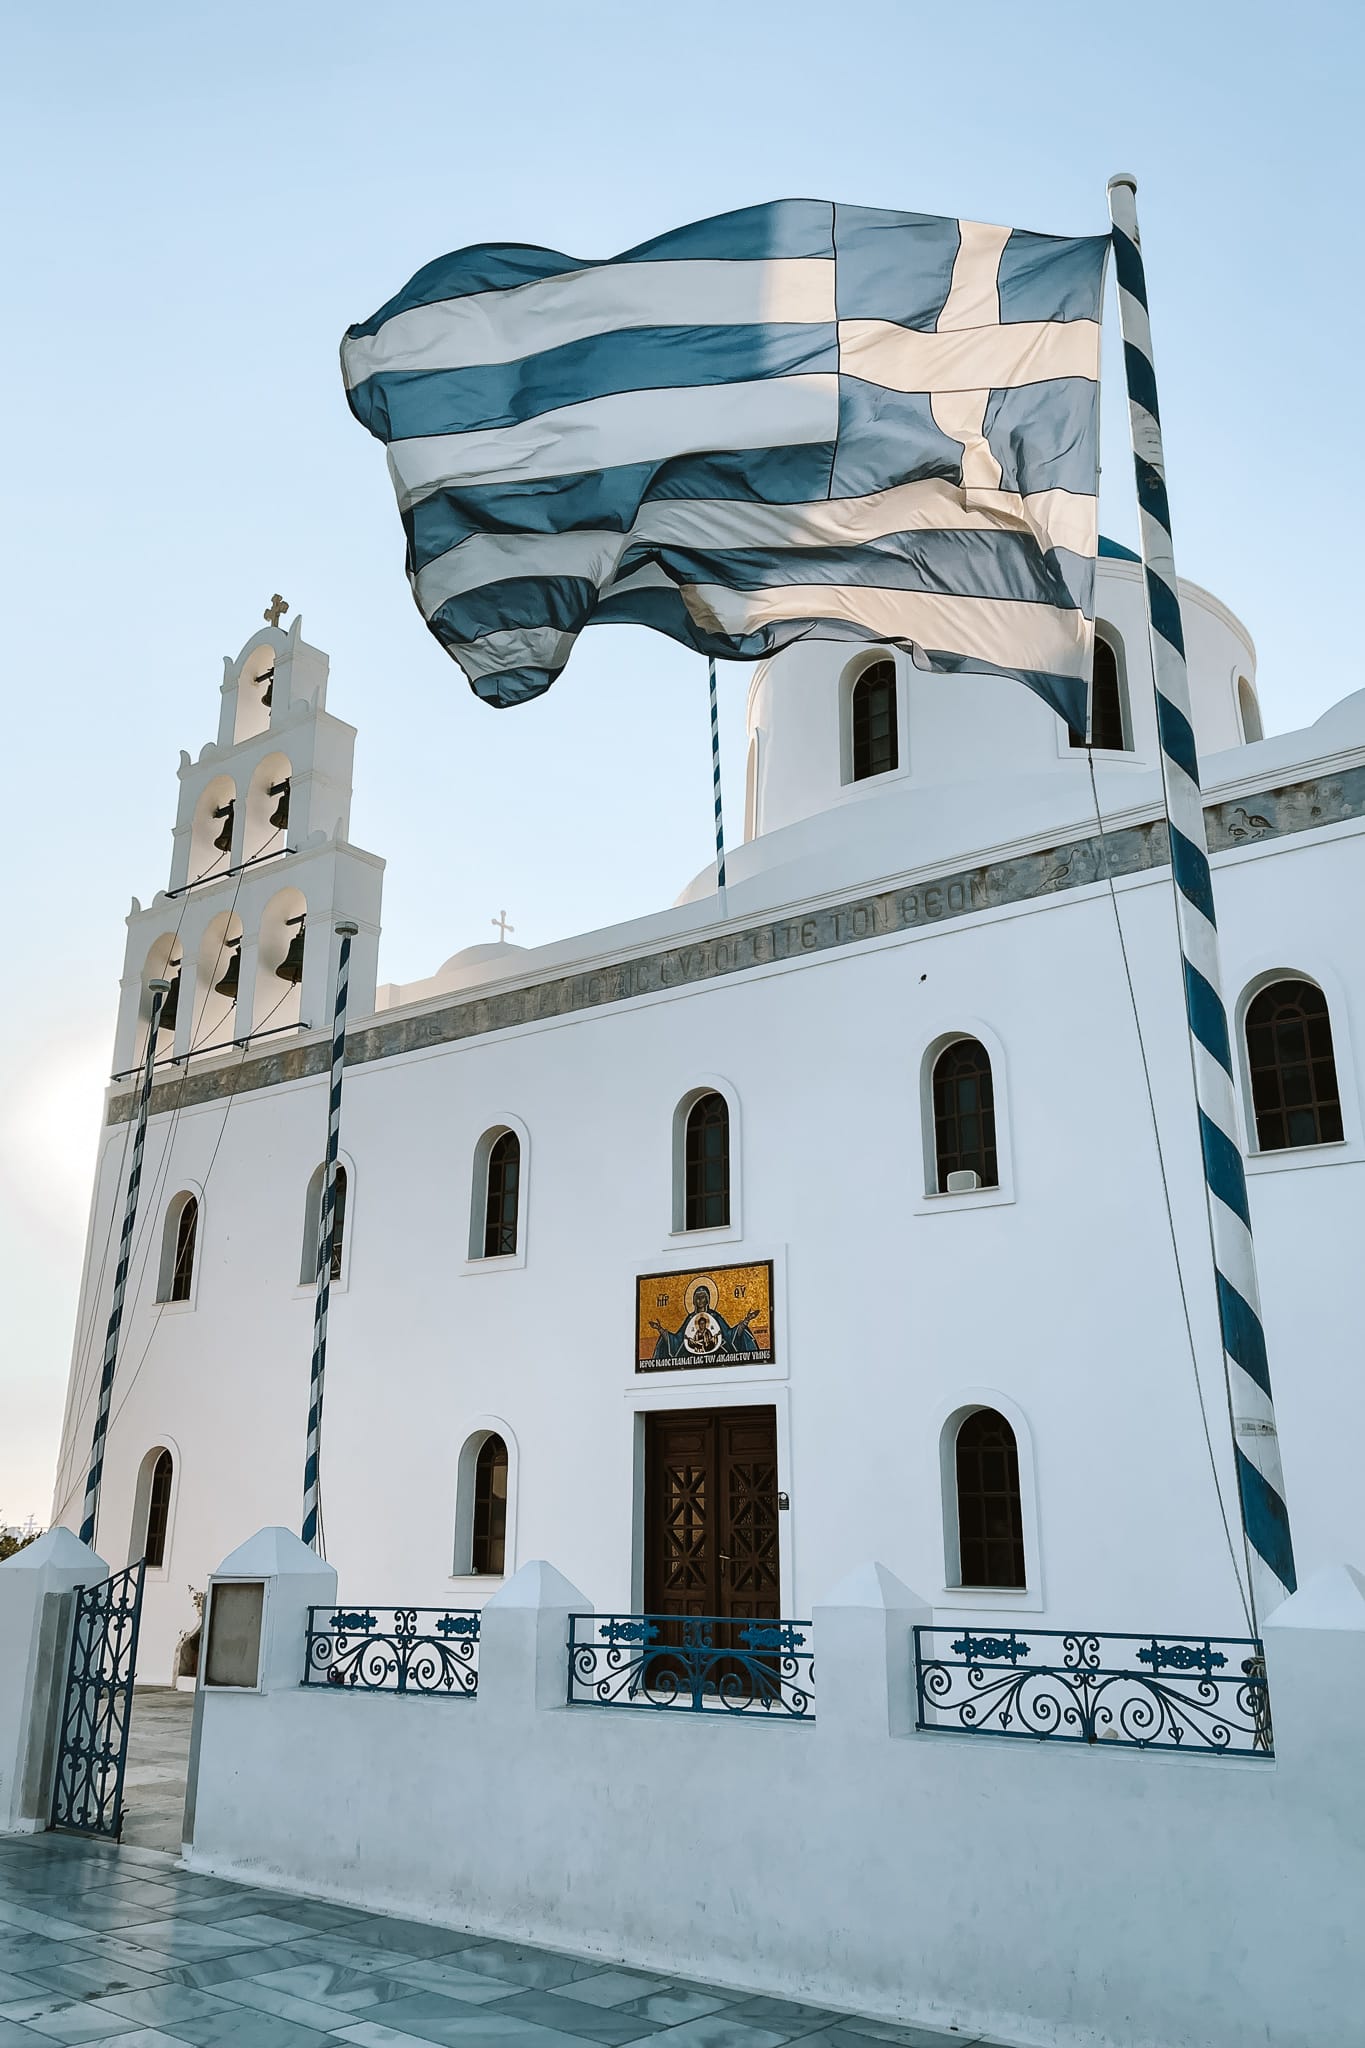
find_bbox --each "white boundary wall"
[185,1536,1365,2048]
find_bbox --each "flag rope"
[708,658,727,895]
[79,980,169,1547]
[1107,173,1295,1625]
[302,920,358,1555]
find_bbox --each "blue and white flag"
[342,201,1108,728]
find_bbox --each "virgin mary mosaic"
[635,1262,775,1372]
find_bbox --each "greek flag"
[342,201,1108,729]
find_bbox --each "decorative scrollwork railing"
[913,1627,1272,1755]
[303,1606,480,1696]
[567,1613,813,1718]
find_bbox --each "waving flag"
[342,201,1108,729]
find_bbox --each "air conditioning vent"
[945,1169,982,1193]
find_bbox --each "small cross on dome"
[491,910,515,942]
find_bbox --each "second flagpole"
[1107,171,1295,1629]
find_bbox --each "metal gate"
[50,1561,146,1838]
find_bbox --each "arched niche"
[137,932,183,1064]
[193,908,244,1053]
[234,642,277,745]
[188,773,238,883]
[243,751,294,865]
[1238,675,1264,744]
[254,885,308,1032]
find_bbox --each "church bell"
[157,969,180,1036]
[267,777,291,832]
[214,938,242,1002]
[212,799,235,854]
[275,914,306,985]
[260,663,275,709]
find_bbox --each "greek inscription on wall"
[111,768,1362,1126]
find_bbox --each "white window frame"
[155,1184,204,1310]
[129,1436,181,1582]
[1233,962,1360,1176]
[915,1021,1016,1213]
[450,1417,519,1586]
[296,1149,356,1292]
[669,1075,743,1246]
[838,648,912,794]
[464,1115,530,1271]
[935,1391,1043,1612]
[1055,621,1136,761]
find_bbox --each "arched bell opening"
[233,643,277,745]
[193,909,245,1053]
[254,886,308,1033]
[137,933,183,1065]
[243,752,293,865]
[188,774,238,884]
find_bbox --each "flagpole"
[79,980,170,1547]
[1107,172,1295,1628]
[301,920,358,1555]
[708,658,727,906]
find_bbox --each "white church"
[50,543,1365,1686]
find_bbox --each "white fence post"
[479,1559,593,1713]
[0,1529,107,1833]
[812,1561,932,1742]
[1262,1561,1365,1792]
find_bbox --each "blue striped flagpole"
[79,980,170,1547]
[708,659,727,895]
[1108,173,1295,1625]
[302,920,358,1554]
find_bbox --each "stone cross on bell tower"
[264,593,290,629]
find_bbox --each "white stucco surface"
[185,1549,1365,2048]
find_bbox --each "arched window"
[932,1039,998,1190]
[482,1132,521,1257]
[300,1163,348,1284]
[954,1410,1025,1589]
[157,1192,199,1304]
[1069,634,1126,750]
[850,659,899,781]
[144,1450,173,1569]
[170,1197,197,1301]
[684,1092,730,1229]
[1245,980,1343,1151]
[1238,676,1264,744]
[470,1435,509,1575]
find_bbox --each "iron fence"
[303,1605,480,1696]
[568,1612,813,1717]
[913,1626,1272,1755]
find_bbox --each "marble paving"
[0,1834,1006,2048]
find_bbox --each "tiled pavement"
[0,1833,1007,2048]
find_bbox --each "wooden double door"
[644,1407,780,1621]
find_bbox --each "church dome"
[438,940,527,977]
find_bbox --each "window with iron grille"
[471,1435,508,1575]
[1245,980,1343,1151]
[482,1132,521,1257]
[851,660,898,781]
[145,1450,173,1569]
[955,1409,1025,1588]
[1068,635,1126,751]
[169,1198,198,1302]
[684,1093,730,1229]
[932,1039,999,1189]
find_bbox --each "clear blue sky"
[1,1,1359,1523]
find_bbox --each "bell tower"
[111,606,384,1078]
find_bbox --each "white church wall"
[184,1550,1365,2048]
[64,798,1365,1684]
